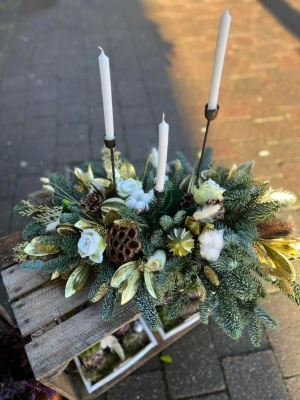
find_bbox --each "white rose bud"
[78,228,106,263]
[145,250,166,272]
[117,178,142,198]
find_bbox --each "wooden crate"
[0,233,200,400]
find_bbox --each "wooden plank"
[25,300,139,380]
[0,232,22,269]
[12,276,95,337]
[71,319,201,400]
[39,371,80,400]
[1,264,50,301]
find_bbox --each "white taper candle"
[156,114,169,192]
[207,10,232,110]
[98,48,115,140]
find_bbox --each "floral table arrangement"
[13,9,300,349]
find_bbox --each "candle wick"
[98,46,104,54]
[162,113,165,121]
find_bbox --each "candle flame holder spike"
[104,136,117,193]
[195,104,219,186]
[154,187,165,211]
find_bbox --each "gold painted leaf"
[104,209,120,227]
[120,161,137,180]
[74,218,98,230]
[262,244,296,281]
[24,243,50,257]
[121,269,141,305]
[92,177,111,188]
[65,264,91,298]
[51,271,61,281]
[144,270,157,299]
[101,198,126,219]
[111,261,138,288]
[32,236,60,254]
[179,174,195,193]
[185,216,200,237]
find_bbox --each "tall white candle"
[98,48,115,140]
[207,10,232,110]
[156,114,169,192]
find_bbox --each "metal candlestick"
[104,136,117,192]
[154,187,165,211]
[195,104,219,185]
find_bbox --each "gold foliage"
[91,283,110,303]
[204,266,220,286]
[278,280,295,298]
[13,242,30,263]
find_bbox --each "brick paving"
[0,0,300,399]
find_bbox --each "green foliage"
[21,255,79,273]
[22,221,45,241]
[175,151,192,175]
[102,288,119,322]
[88,261,116,300]
[135,283,161,330]
[118,205,148,226]
[49,173,83,204]
[199,300,209,324]
[164,294,189,320]
[246,201,281,223]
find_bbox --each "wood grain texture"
[39,372,80,400]
[0,232,22,269]
[12,276,94,337]
[25,300,139,380]
[1,264,50,301]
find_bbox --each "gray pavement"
[1,0,300,399]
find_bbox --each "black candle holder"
[104,136,117,192]
[195,103,219,185]
[154,187,165,211]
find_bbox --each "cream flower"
[145,250,166,272]
[125,189,154,212]
[192,179,226,205]
[199,229,224,262]
[117,178,142,198]
[78,228,105,263]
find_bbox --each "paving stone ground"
[0,0,300,399]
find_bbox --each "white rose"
[145,250,166,272]
[78,228,105,263]
[199,229,224,262]
[117,178,142,198]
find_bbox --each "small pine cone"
[107,224,142,264]
[180,193,195,210]
[205,199,225,221]
[80,192,105,217]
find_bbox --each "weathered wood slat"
[25,300,139,380]
[39,372,80,400]
[1,264,50,301]
[0,232,22,269]
[12,276,94,337]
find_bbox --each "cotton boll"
[125,197,137,209]
[200,246,221,262]
[199,229,224,262]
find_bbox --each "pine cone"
[107,225,142,264]
[180,193,195,210]
[80,192,105,217]
[205,199,225,221]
